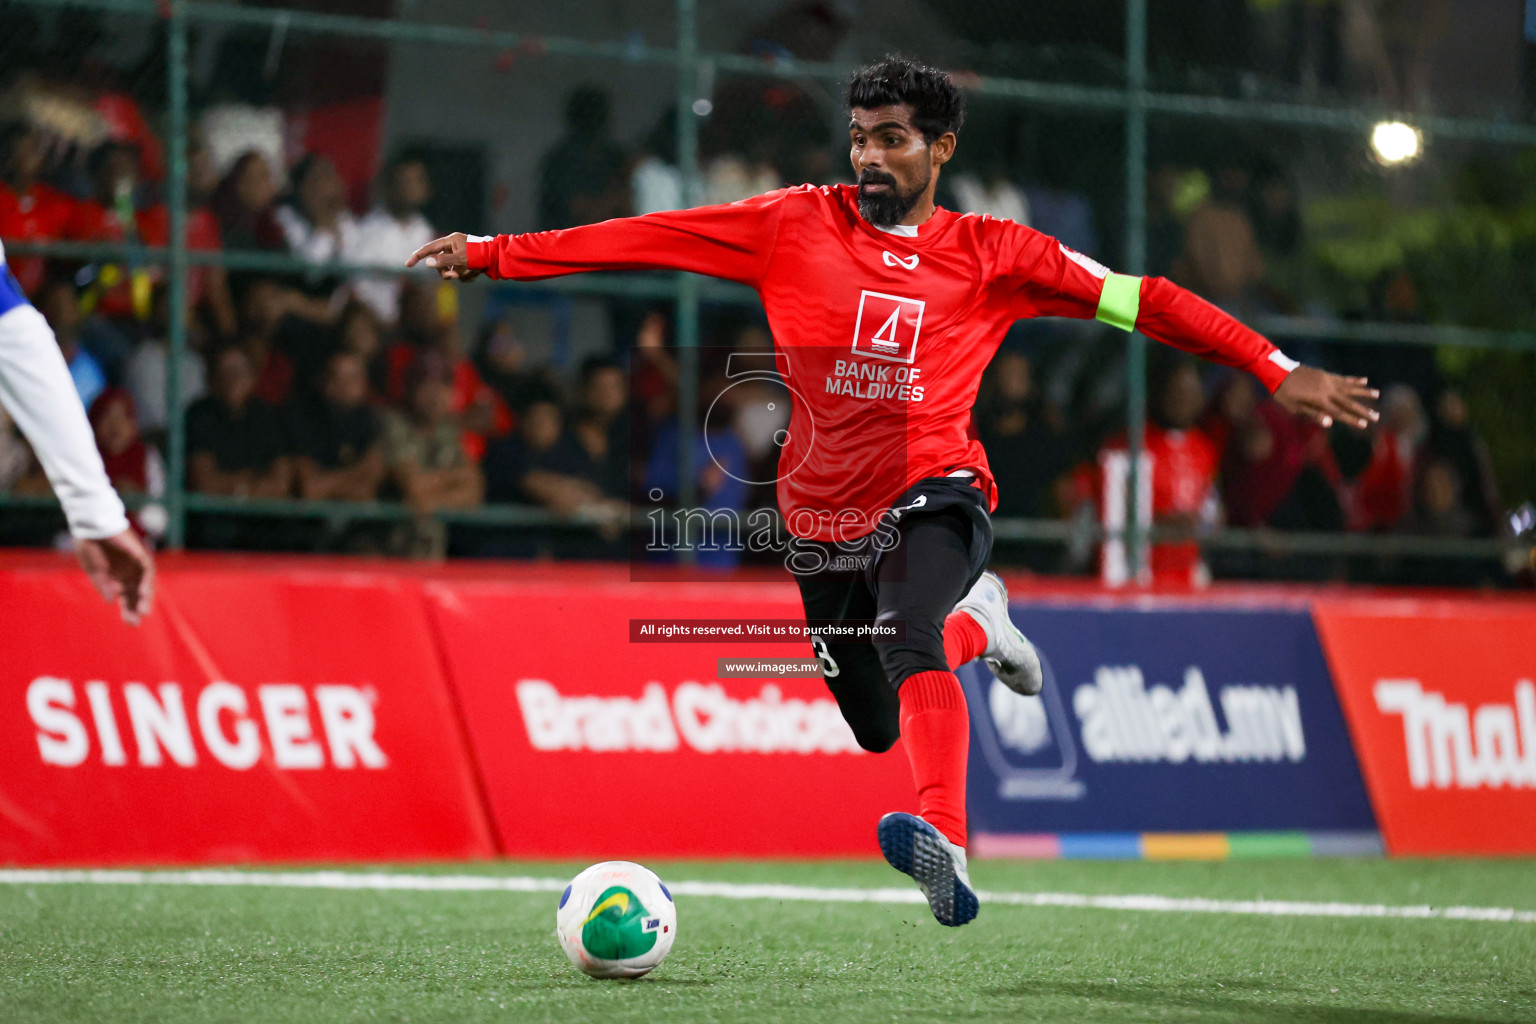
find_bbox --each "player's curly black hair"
[845,56,965,145]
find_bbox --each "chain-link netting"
[0,0,1531,588]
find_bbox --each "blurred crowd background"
[0,0,1533,587]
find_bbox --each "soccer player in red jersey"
[411,56,1379,926]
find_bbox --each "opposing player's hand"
[1274,366,1380,430]
[406,232,483,282]
[75,528,156,625]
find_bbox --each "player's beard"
[856,168,928,228]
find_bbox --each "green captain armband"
[1095,273,1142,332]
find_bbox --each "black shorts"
[792,476,994,752]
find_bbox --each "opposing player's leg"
[871,507,985,925]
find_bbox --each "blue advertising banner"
[964,604,1376,836]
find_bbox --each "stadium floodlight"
[1370,121,1422,165]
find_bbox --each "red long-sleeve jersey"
[467,184,1295,541]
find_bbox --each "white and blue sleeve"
[0,241,130,539]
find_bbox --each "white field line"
[0,869,1533,925]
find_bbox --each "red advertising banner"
[425,577,916,858]
[0,558,494,865]
[1314,598,1536,855]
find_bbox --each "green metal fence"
[1,0,1532,580]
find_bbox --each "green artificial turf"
[2,858,1534,1023]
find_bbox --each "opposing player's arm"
[0,299,153,623]
[407,190,790,288]
[1011,233,1379,430]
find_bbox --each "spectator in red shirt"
[385,300,511,463]
[119,137,239,339]
[89,387,163,505]
[0,122,88,296]
[210,150,284,253]
[1347,383,1423,532]
[1101,358,1220,587]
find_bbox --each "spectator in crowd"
[347,150,435,325]
[1347,382,1423,532]
[185,345,292,498]
[1099,357,1220,587]
[644,369,749,568]
[481,394,627,557]
[0,121,87,296]
[101,134,238,339]
[382,350,483,519]
[210,150,283,252]
[1221,398,1305,529]
[335,299,389,399]
[701,152,781,206]
[570,355,631,501]
[1145,163,1201,280]
[976,350,1067,519]
[287,350,386,502]
[489,397,623,526]
[631,110,683,216]
[1202,371,1345,532]
[234,275,338,405]
[125,287,209,444]
[388,307,509,463]
[1398,455,1475,538]
[72,141,161,375]
[482,396,564,505]
[234,276,297,405]
[537,85,631,230]
[1200,371,1260,460]
[476,317,561,418]
[1178,158,1266,315]
[1249,163,1303,264]
[1424,388,1500,536]
[89,388,165,539]
[200,103,285,198]
[183,133,241,339]
[37,278,106,410]
[951,159,1030,224]
[630,308,679,435]
[275,153,358,265]
[1024,145,1100,261]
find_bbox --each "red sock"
[943,610,988,670]
[898,669,969,849]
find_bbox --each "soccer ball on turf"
[556,861,677,978]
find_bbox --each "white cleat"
[954,570,1043,696]
[877,812,979,927]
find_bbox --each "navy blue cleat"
[878,812,979,927]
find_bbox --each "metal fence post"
[1123,0,1149,583]
[674,0,701,546]
[165,0,190,549]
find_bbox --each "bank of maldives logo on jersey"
[852,290,925,364]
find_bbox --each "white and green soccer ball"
[556,861,677,979]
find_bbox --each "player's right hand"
[75,528,156,626]
[407,232,484,282]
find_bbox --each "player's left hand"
[406,232,484,282]
[75,528,156,625]
[1274,366,1380,430]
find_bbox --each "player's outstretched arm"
[406,192,789,287]
[1012,236,1379,430]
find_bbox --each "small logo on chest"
[882,251,919,270]
[852,290,925,364]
